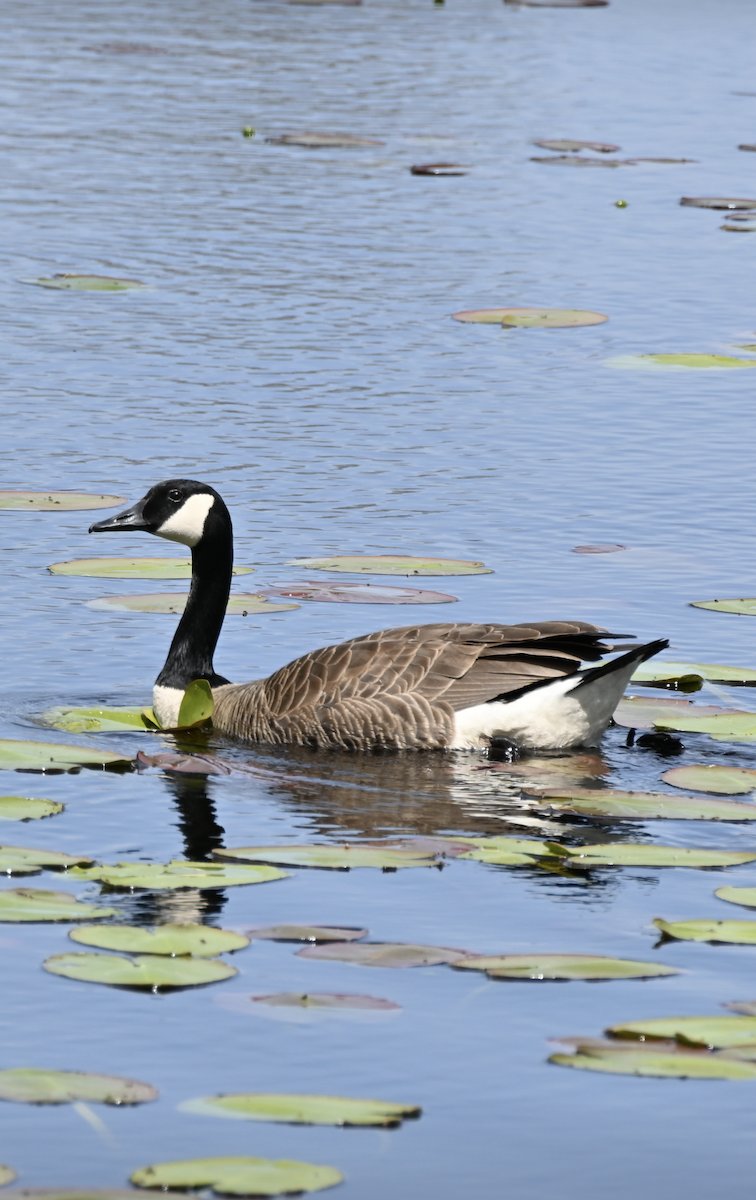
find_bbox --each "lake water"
[3,0,756,1195]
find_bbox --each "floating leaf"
[215,993,400,1022]
[452,308,608,327]
[257,582,456,604]
[244,925,368,943]
[19,275,145,291]
[533,139,619,153]
[662,766,756,795]
[533,787,756,820]
[69,923,250,957]
[654,918,756,943]
[614,697,732,729]
[0,492,126,512]
[607,354,756,370]
[549,843,756,868]
[454,954,677,980]
[42,705,156,734]
[629,157,696,164]
[131,1156,343,1196]
[455,836,551,865]
[607,1015,756,1047]
[0,890,115,922]
[715,887,756,909]
[692,598,756,616]
[86,593,298,615]
[633,661,756,684]
[265,132,382,148]
[410,163,468,176]
[505,0,608,6]
[176,680,214,728]
[572,544,626,553]
[550,1048,756,1079]
[83,40,167,53]
[49,557,253,579]
[654,712,756,738]
[0,1194,137,1200]
[178,1093,420,1127]
[297,942,467,967]
[0,845,93,874]
[66,860,287,890]
[681,196,756,209]
[0,740,131,772]
[0,796,63,821]
[285,555,491,576]
[0,1068,157,1104]
[724,1001,756,1015]
[722,223,756,232]
[531,155,628,167]
[44,952,237,989]
[213,844,439,870]
[0,1167,15,1187]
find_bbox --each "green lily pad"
[451,308,608,327]
[0,1167,15,1187]
[20,275,145,291]
[0,740,131,773]
[213,844,439,870]
[86,593,298,615]
[0,492,126,512]
[0,796,63,821]
[44,952,237,989]
[66,860,287,890]
[608,354,756,369]
[614,697,733,729]
[258,582,457,604]
[654,918,756,943]
[42,706,156,734]
[48,558,254,579]
[632,661,756,684]
[176,679,214,728]
[0,889,116,922]
[547,843,756,868]
[607,1015,756,1047]
[680,196,756,209]
[265,131,382,147]
[455,836,550,865]
[654,713,756,738]
[532,139,620,152]
[691,598,756,616]
[0,845,94,874]
[285,555,491,576]
[178,1093,420,1127]
[1,1193,139,1200]
[533,787,756,820]
[131,1156,343,1196]
[69,923,250,957]
[662,766,756,795]
[550,1048,756,1079]
[453,954,677,980]
[215,993,401,1022]
[715,886,756,909]
[297,942,467,967]
[0,1068,157,1104]
[245,925,368,942]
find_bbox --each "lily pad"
[633,661,756,684]
[244,925,368,942]
[285,555,491,576]
[214,844,439,870]
[722,222,756,232]
[66,860,287,890]
[607,1015,756,1047]
[662,766,756,795]
[548,843,756,868]
[86,593,298,615]
[681,196,756,209]
[505,0,608,5]
[0,890,116,922]
[715,887,756,909]
[2,1194,140,1200]
[44,952,237,989]
[455,836,551,865]
[131,1156,343,1196]
[614,697,732,729]
[410,163,469,175]
[452,308,608,327]
[42,706,156,734]
[549,1048,756,1079]
[692,598,756,616]
[265,132,382,148]
[19,275,145,291]
[533,139,619,152]
[297,942,467,967]
[0,492,126,512]
[178,1093,420,1127]
[215,993,401,1022]
[654,712,756,738]
[0,740,131,772]
[0,1068,158,1104]
[0,845,94,873]
[69,923,250,957]
[0,796,63,821]
[533,787,756,820]
[0,1167,15,1187]
[49,558,254,579]
[453,954,677,980]
[572,544,626,553]
[257,582,457,604]
[654,918,756,943]
[607,354,756,370]
[531,155,627,166]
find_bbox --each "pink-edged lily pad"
[296,942,467,967]
[257,582,456,604]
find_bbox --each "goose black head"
[89,479,230,548]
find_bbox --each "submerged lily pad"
[533,139,619,152]
[0,1167,15,1186]
[681,196,756,209]
[131,1156,343,1196]
[454,954,677,980]
[20,275,145,291]
[178,1093,420,1127]
[0,740,131,772]
[215,993,400,1022]
[86,593,298,615]
[66,860,287,890]
[0,796,63,821]
[548,843,756,868]
[692,598,756,616]
[662,766,756,795]
[214,844,439,870]
[715,887,756,909]
[607,1015,756,1047]
[633,661,756,684]
[297,943,467,967]
[49,558,254,579]
[654,918,756,943]
[245,925,368,943]
[0,1068,158,1104]
[550,1048,756,1079]
[265,131,382,147]
[531,155,627,166]
[285,555,491,576]
[0,492,126,512]
[44,953,237,989]
[0,890,115,922]
[533,788,756,820]
[69,923,250,957]
[0,845,94,873]
[257,582,456,604]
[452,307,608,327]
[613,697,732,729]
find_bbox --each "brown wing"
[212,620,616,751]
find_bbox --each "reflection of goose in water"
[91,479,667,752]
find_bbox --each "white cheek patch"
[155,494,214,547]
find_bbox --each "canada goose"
[90,479,667,752]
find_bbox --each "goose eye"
[167,489,183,503]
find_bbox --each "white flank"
[156,494,214,547]
[153,684,186,729]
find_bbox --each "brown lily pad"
[531,155,628,167]
[257,582,456,604]
[297,942,467,968]
[681,196,756,210]
[265,132,383,148]
[410,163,469,176]
[244,925,368,943]
[533,139,619,153]
[215,993,401,1022]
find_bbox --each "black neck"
[155,509,233,690]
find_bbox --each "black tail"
[572,637,669,692]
